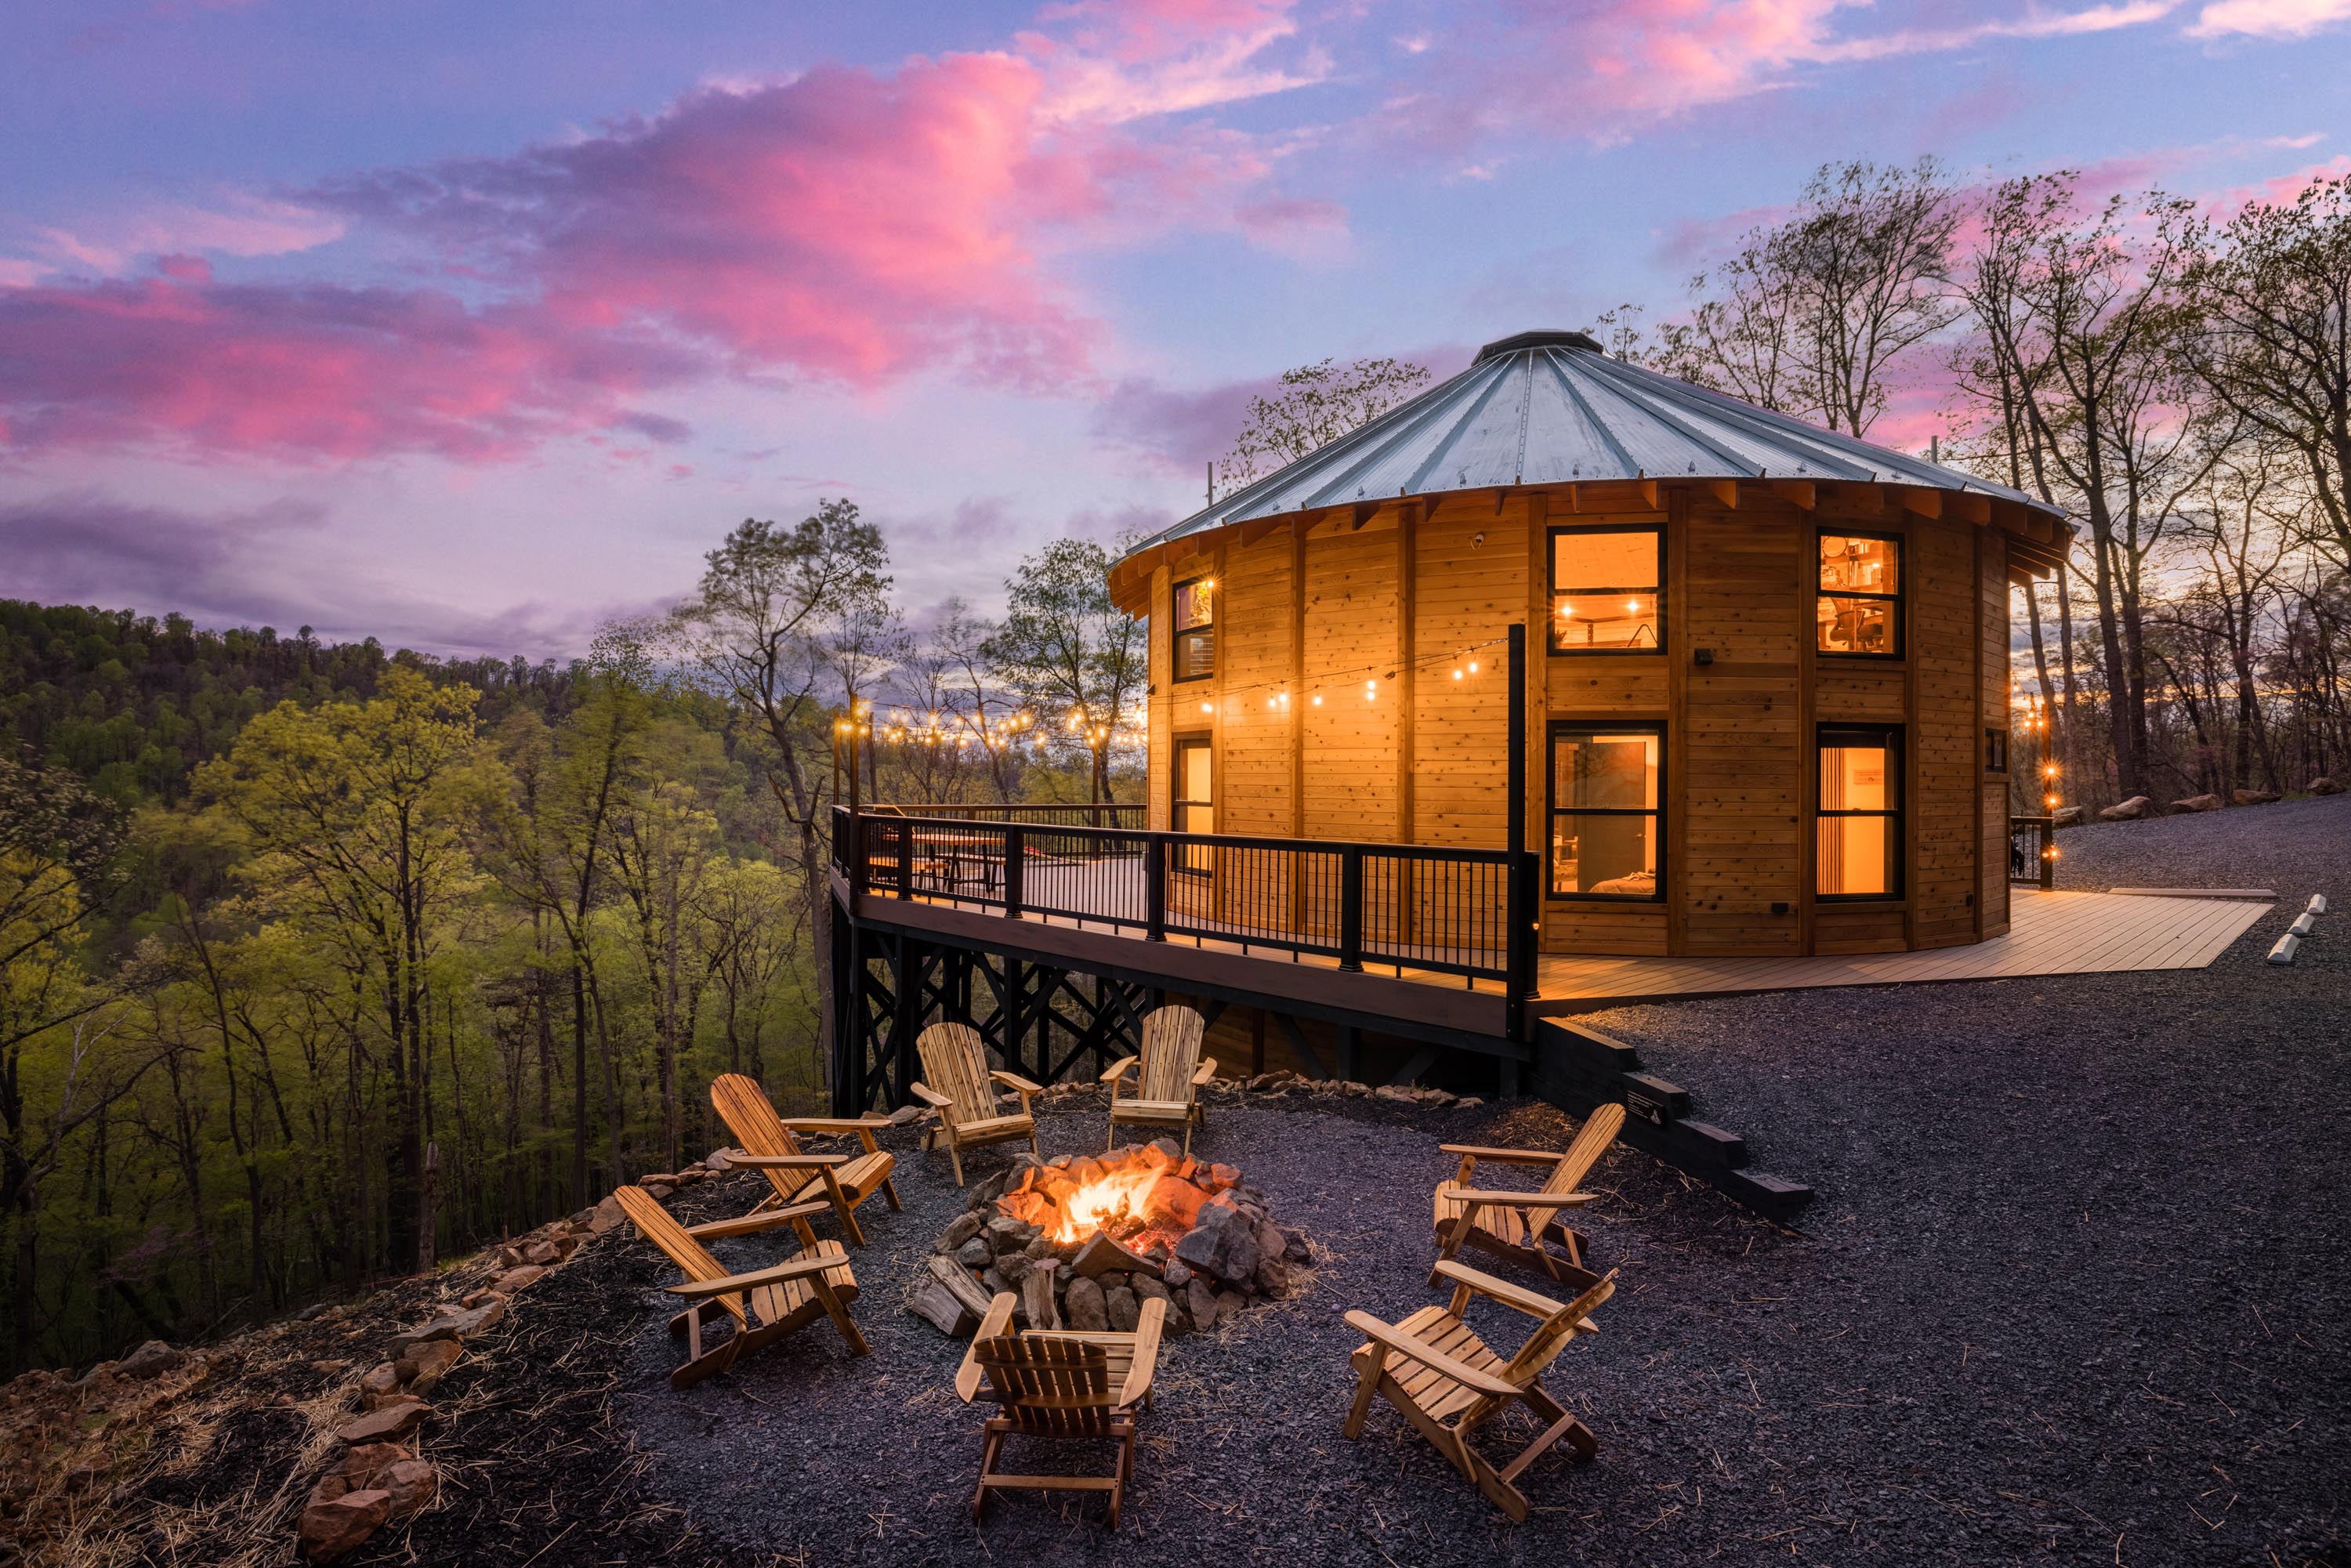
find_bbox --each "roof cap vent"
[1475,328,1603,364]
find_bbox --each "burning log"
[1071,1231,1161,1281]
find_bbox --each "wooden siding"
[1219,530,1295,838]
[1980,531,2013,936]
[1302,515,1403,841]
[1911,516,1977,949]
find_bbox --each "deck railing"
[2009,814,2056,889]
[834,805,1532,992]
[861,801,1145,830]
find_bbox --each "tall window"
[1172,577,1215,680]
[1172,737,1213,874]
[1549,526,1662,652]
[1817,533,1901,656]
[1549,726,1662,898]
[1817,725,1901,899]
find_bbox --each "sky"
[2,0,2347,657]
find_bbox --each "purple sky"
[2,0,2346,654]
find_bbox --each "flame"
[997,1149,1200,1250]
[1052,1162,1164,1245]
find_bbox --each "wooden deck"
[1532,890,2271,1013]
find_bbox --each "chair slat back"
[1137,1005,1206,1103]
[1524,1102,1624,1237]
[974,1334,1114,1436]
[1455,1273,1615,1435]
[614,1185,748,1326]
[710,1073,813,1202]
[917,1023,997,1127]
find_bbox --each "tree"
[987,540,1146,803]
[1214,357,1430,495]
[669,502,893,1095]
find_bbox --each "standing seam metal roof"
[1118,330,2060,568]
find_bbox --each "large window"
[1817,725,1901,899]
[1817,533,1901,656]
[1549,726,1662,899]
[1549,526,1662,653]
[1172,737,1213,874]
[1172,577,1215,681]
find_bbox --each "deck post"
[897,817,914,900]
[1145,834,1168,942]
[1505,622,1533,1037]
[1003,824,1025,917]
[1339,846,1365,970]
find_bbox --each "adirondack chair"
[1342,1263,1616,1522]
[708,1074,900,1247]
[1099,1005,1215,1155]
[911,1022,1042,1186]
[1429,1102,1623,1290]
[610,1184,868,1390]
[955,1290,1168,1527]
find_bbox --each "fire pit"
[918,1139,1307,1338]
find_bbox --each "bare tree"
[1214,357,1430,494]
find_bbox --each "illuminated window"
[1817,533,1902,656]
[1172,737,1214,873]
[1549,726,1662,899]
[1172,577,1215,681]
[1549,526,1663,653]
[1817,725,1901,899]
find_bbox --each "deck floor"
[1533,889,2270,1011]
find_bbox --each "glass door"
[1172,738,1213,875]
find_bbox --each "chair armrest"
[1447,1187,1595,1210]
[909,1081,954,1110]
[1438,1144,1570,1167]
[1116,1297,1167,1408]
[683,1202,830,1240]
[1099,1055,1139,1085]
[1343,1310,1521,1397]
[728,1153,849,1169]
[781,1116,890,1133]
[1429,1258,1573,1320]
[955,1293,1021,1403]
[991,1069,1044,1095]
[665,1251,841,1301]
[1191,1057,1217,1086]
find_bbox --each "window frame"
[1545,720,1667,903]
[1815,722,1904,902]
[1984,727,2009,775]
[1815,529,1905,660]
[1171,575,1216,683]
[1170,733,1214,877]
[1546,523,1666,656]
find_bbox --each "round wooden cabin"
[1107,329,2070,960]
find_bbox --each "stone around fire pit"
[915,1137,1306,1339]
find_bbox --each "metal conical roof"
[1118,331,2061,570]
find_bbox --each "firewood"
[1072,1230,1161,1280]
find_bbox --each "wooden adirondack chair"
[1429,1102,1623,1289]
[1099,1005,1215,1155]
[611,1184,868,1390]
[955,1291,1167,1527]
[911,1022,1041,1186]
[708,1074,900,1247]
[1342,1263,1615,1522]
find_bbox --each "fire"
[1052,1162,1163,1245]
[996,1145,1212,1253]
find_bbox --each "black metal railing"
[2009,814,2056,889]
[834,805,1529,990]
[861,800,1144,830]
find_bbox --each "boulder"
[1456,1096,1484,1109]
[984,1217,1033,1255]
[940,1211,985,1251]
[310,1360,351,1377]
[952,1237,992,1269]
[117,1341,183,1380]
[394,1339,462,1393]
[358,1363,400,1398]
[521,1240,561,1266]
[389,1299,504,1356]
[340,1442,412,1490]
[1161,1261,1193,1291]
[491,1265,546,1295]
[1174,1204,1259,1287]
[1215,1288,1247,1324]
[1142,1176,1205,1233]
[2310,777,2343,795]
[1184,1278,1220,1331]
[2233,788,2280,806]
[2099,795,2152,822]
[1063,1276,1109,1333]
[1254,1249,1291,1297]
[1104,1285,1141,1333]
[382,1459,437,1519]
[1207,1163,1241,1193]
[299,1489,391,1563]
[2169,793,2222,813]
[335,1400,429,1446]
[886,1104,926,1126]
[704,1147,737,1171]
[2052,806,2085,826]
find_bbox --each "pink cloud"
[2186,0,2351,36]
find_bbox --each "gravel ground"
[539,798,2345,1568]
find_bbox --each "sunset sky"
[3,0,2346,656]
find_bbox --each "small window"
[1984,728,2009,773]
[1549,726,1662,899]
[1172,578,1215,681]
[1549,526,1663,653]
[1818,725,1901,899]
[1817,533,1902,657]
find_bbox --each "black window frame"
[1816,722,1904,902]
[1171,733,1213,877]
[1816,529,1904,660]
[1545,720,1666,902]
[1547,523,1665,656]
[1984,726,2009,774]
[1172,575,1215,683]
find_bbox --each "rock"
[1254,1249,1291,1297]
[521,1240,561,1266]
[310,1360,350,1377]
[2052,806,2085,826]
[1340,1081,1370,1096]
[1207,1163,1241,1192]
[2098,795,2152,821]
[297,1302,337,1323]
[2233,788,2280,806]
[984,1216,1032,1255]
[1215,1288,1246,1323]
[1063,1276,1109,1332]
[1065,1156,1106,1188]
[1185,1277,1220,1331]
[886,1104,925,1126]
[358,1363,400,1398]
[2310,776,2343,795]
[1023,1234,1056,1262]
[1281,1227,1311,1262]
[389,1299,504,1356]
[639,1182,675,1200]
[1161,1260,1193,1291]
[2169,793,2222,813]
[1105,1285,1140,1333]
[491,1265,546,1295]
[1175,1204,1259,1287]
[641,1173,679,1188]
[117,1341,182,1380]
[336,1401,428,1445]
[705,1146,737,1170]
[980,1266,1012,1296]
[940,1211,985,1251]
[953,1237,993,1269]
[1373,1085,1416,1104]
[341,1443,411,1488]
[394,1339,462,1393]
[1132,1275,1171,1308]
[1147,1137,1181,1161]
[1143,1175,1205,1232]
[382,1459,437,1519]
[299,1489,390,1563]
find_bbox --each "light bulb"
[1452,669,1463,679]
[1311,694,1323,706]
[1200,701,1212,713]
[1625,598,1641,613]
[1467,661,1478,674]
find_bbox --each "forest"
[5,157,2349,1374]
